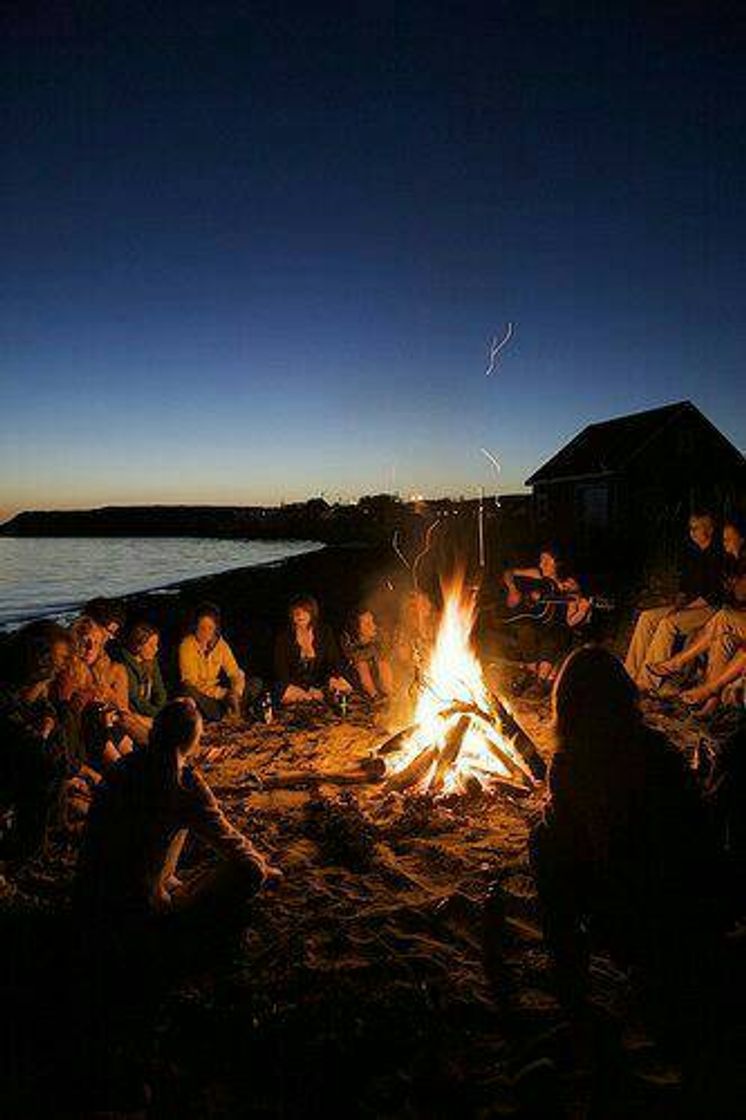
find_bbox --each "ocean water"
[0,537,324,629]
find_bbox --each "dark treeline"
[0,493,532,550]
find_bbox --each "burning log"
[429,716,472,795]
[377,723,419,756]
[490,693,547,781]
[384,746,439,793]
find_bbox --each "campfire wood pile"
[378,572,546,797]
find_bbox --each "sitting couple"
[625,513,745,716]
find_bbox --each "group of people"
[1,514,745,1095]
[498,512,746,715]
[0,588,443,873]
[625,511,746,714]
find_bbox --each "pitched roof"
[526,401,720,485]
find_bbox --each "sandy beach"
[4,541,745,1116]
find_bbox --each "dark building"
[526,401,746,568]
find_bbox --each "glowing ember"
[388,572,534,796]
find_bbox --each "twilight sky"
[2,2,745,517]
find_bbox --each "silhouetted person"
[72,698,280,1111]
[75,697,279,934]
[530,647,724,1039]
[0,623,71,865]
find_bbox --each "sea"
[0,537,324,630]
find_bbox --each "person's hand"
[505,587,521,609]
[308,687,325,702]
[329,676,352,694]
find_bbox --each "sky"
[2,1,745,517]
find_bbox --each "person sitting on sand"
[0,623,72,864]
[341,607,394,702]
[501,545,591,692]
[529,646,725,1036]
[117,621,168,744]
[74,697,281,936]
[393,589,439,679]
[178,603,247,722]
[274,595,352,705]
[646,519,746,715]
[54,616,134,770]
[625,511,723,692]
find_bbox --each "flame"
[389,571,529,795]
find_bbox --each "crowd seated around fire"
[1,507,746,1084]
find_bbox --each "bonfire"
[383,573,539,796]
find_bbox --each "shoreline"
[0,537,327,632]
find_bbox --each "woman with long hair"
[530,646,724,1027]
[55,616,133,770]
[274,595,351,705]
[75,697,280,930]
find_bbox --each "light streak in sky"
[480,447,502,475]
[484,322,514,375]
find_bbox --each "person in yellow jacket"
[178,603,248,722]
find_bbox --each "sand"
[2,543,745,1117]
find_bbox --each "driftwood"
[384,746,439,793]
[239,756,386,792]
